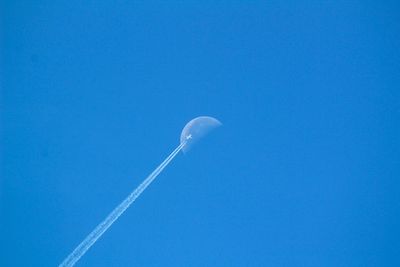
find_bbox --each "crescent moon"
[180,116,222,153]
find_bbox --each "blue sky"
[1,1,399,266]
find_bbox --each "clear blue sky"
[1,1,399,266]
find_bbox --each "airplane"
[186,134,193,140]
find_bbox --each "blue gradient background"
[1,2,399,266]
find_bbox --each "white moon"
[180,116,222,152]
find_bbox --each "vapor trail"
[59,142,186,267]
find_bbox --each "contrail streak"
[59,142,186,267]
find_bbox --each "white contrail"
[59,141,186,267]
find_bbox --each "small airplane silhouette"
[186,134,193,140]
